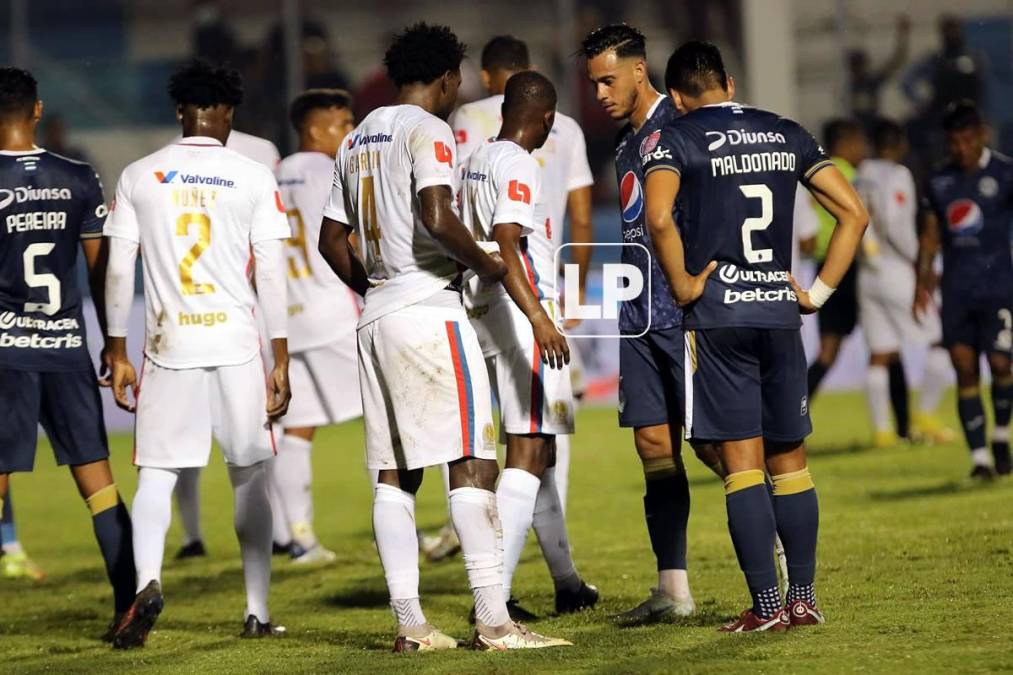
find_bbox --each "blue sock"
[643,460,690,570]
[87,488,137,614]
[957,394,987,454]
[771,468,820,606]
[725,471,779,617]
[1,491,17,549]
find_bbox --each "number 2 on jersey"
[360,175,381,262]
[739,184,773,264]
[176,213,215,295]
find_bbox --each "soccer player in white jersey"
[171,126,283,560]
[461,71,599,621]
[422,35,595,564]
[856,119,954,446]
[104,61,292,647]
[317,23,569,651]
[270,89,360,564]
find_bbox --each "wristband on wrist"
[808,276,836,309]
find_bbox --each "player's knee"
[634,426,672,460]
[869,352,897,367]
[448,457,498,491]
[690,441,723,474]
[504,434,552,475]
[987,355,1012,381]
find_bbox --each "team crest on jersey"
[978,176,999,199]
[620,171,643,223]
[639,130,661,157]
[946,198,984,236]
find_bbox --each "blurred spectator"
[847,15,910,132]
[191,0,240,66]
[40,115,92,165]
[353,33,398,121]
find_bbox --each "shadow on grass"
[805,442,869,459]
[322,585,390,609]
[867,479,974,501]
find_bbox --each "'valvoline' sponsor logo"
[946,198,983,236]
[347,132,393,149]
[620,171,643,223]
[155,171,235,188]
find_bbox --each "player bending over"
[645,41,867,631]
[855,118,954,447]
[268,89,362,564]
[0,66,136,641]
[460,70,598,620]
[317,23,569,651]
[105,60,292,647]
[583,23,723,624]
[915,101,1013,478]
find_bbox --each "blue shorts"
[0,368,109,474]
[941,296,1012,356]
[685,328,811,443]
[618,326,685,429]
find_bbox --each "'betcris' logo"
[946,199,983,236]
[154,171,235,188]
[620,171,643,223]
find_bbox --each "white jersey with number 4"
[104,136,291,369]
[452,95,593,299]
[277,151,360,352]
[323,104,460,326]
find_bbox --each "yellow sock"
[771,468,815,496]
[85,484,120,516]
[723,469,765,494]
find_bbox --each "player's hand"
[789,274,819,314]
[265,361,291,424]
[912,284,933,322]
[478,251,508,285]
[532,313,570,369]
[673,261,717,306]
[109,356,138,413]
[97,344,114,387]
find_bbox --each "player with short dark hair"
[319,23,567,650]
[646,40,868,631]
[480,35,530,74]
[268,89,359,565]
[916,100,1013,478]
[0,66,136,642]
[105,59,292,647]
[583,23,723,625]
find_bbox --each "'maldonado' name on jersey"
[643,101,831,330]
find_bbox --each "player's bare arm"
[791,165,869,314]
[563,186,593,328]
[252,238,291,422]
[319,217,371,296]
[492,222,569,369]
[104,235,139,412]
[643,168,716,306]
[418,184,506,284]
[913,209,941,320]
[81,236,112,384]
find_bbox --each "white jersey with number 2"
[323,104,460,327]
[104,136,291,369]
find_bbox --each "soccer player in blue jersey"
[0,67,136,640]
[915,101,1013,478]
[643,42,868,631]
[583,24,724,624]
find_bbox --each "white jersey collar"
[0,146,44,156]
[177,136,224,147]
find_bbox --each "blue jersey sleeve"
[641,123,688,177]
[78,165,107,239]
[793,123,833,184]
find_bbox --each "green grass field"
[1,391,1011,673]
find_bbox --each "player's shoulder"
[35,150,100,184]
[989,149,1013,172]
[551,111,583,138]
[226,130,281,168]
[278,150,332,175]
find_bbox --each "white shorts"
[487,342,575,439]
[859,267,942,354]
[357,300,496,471]
[282,333,362,429]
[134,356,276,469]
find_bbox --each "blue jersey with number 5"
[0,150,107,371]
[642,102,831,330]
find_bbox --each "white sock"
[272,434,316,549]
[496,468,541,599]
[554,436,571,514]
[228,462,273,622]
[532,467,580,593]
[132,467,179,593]
[449,486,509,628]
[264,457,292,546]
[992,425,1010,444]
[440,463,451,506]
[866,364,891,433]
[919,347,950,415]
[658,568,691,600]
[373,484,423,625]
[174,467,202,546]
[971,447,993,467]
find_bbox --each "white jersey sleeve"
[251,170,290,243]
[451,100,497,166]
[879,165,918,263]
[563,121,594,192]
[322,152,348,225]
[492,152,539,235]
[104,170,141,242]
[410,115,458,193]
